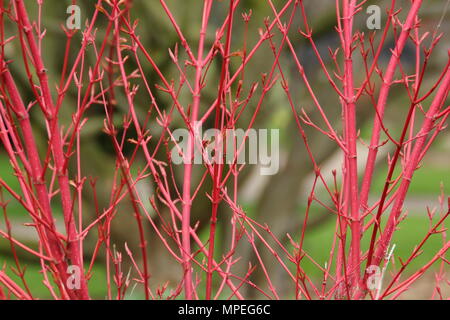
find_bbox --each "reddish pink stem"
[359,0,423,209]
[371,63,450,268]
[341,0,361,291]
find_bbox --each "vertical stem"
[14,0,89,299]
[112,0,150,299]
[181,0,213,300]
[359,0,423,209]
[342,0,360,291]
[372,65,450,269]
[205,0,235,300]
[0,67,74,299]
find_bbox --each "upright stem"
[342,0,360,291]
[205,0,235,300]
[0,67,74,299]
[112,0,150,298]
[14,0,89,299]
[372,64,450,268]
[181,0,213,299]
[359,0,423,209]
